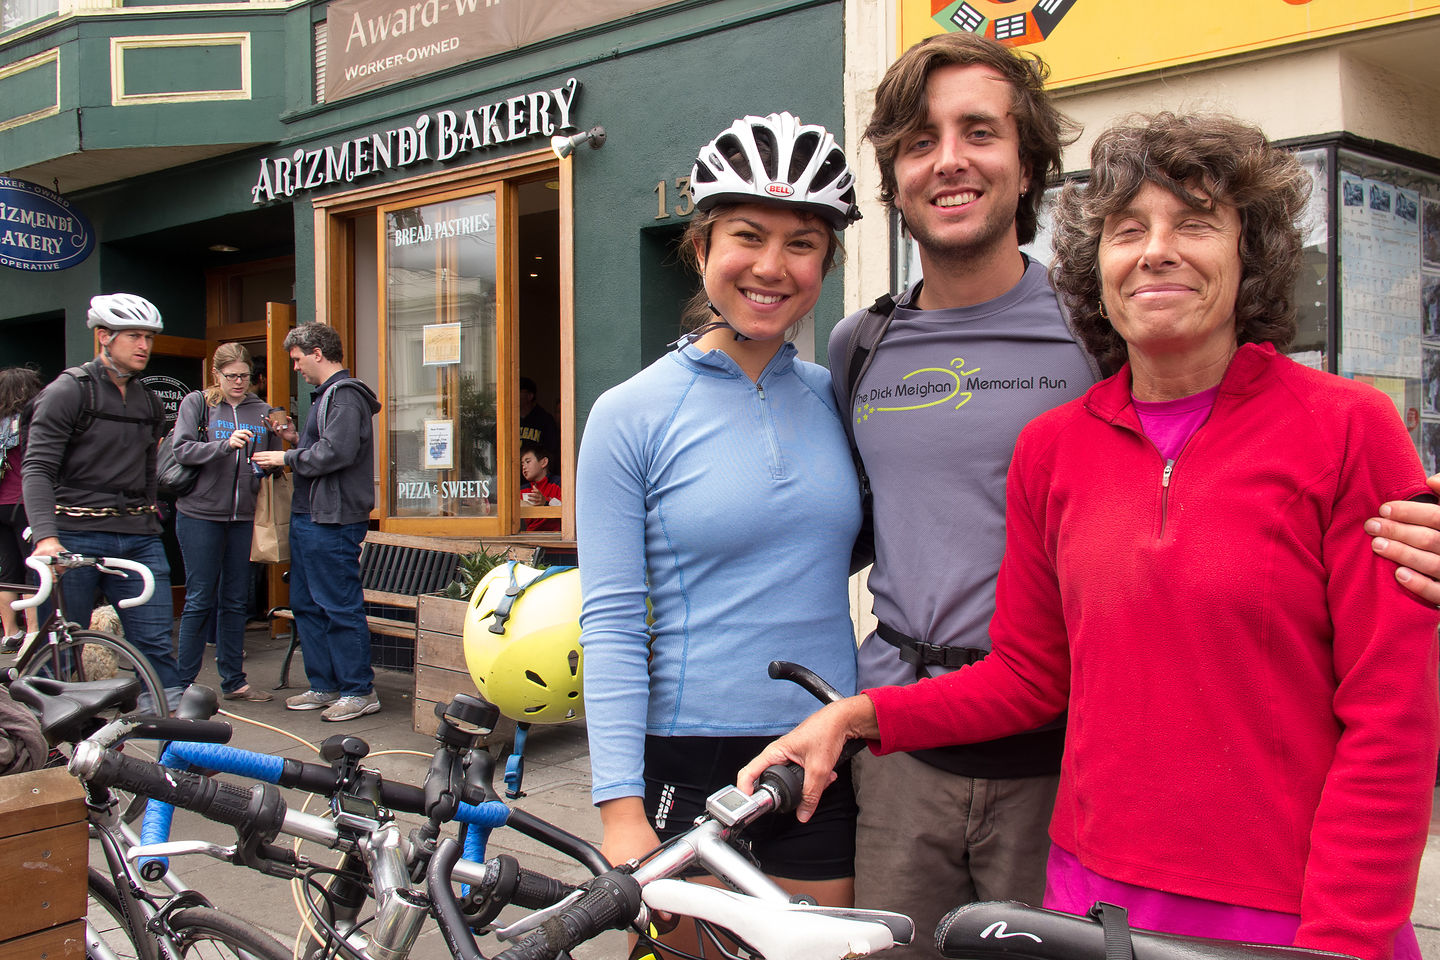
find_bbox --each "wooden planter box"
[0,767,87,960]
[413,593,515,746]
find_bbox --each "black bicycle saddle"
[8,675,140,744]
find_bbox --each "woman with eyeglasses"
[172,342,282,701]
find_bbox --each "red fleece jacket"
[868,343,1440,960]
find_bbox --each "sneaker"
[0,632,22,654]
[285,689,339,711]
[321,692,380,722]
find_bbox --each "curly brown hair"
[1050,112,1311,373]
[864,32,1079,246]
[0,367,43,418]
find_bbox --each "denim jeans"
[56,529,184,696]
[175,512,253,694]
[288,513,372,696]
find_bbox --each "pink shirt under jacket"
[867,342,1440,960]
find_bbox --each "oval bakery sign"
[0,177,96,272]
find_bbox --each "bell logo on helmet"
[764,182,795,198]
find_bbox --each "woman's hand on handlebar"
[598,796,662,870]
[736,695,880,824]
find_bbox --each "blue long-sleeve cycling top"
[577,340,862,805]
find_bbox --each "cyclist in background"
[21,293,186,710]
[577,112,863,906]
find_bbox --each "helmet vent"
[812,148,848,192]
[751,126,779,181]
[567,650,580,676]
[715,133,751,182]
[525,670,546,687]
[788,131,821,183]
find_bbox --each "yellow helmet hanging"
[462,562,583,724]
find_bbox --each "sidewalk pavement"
[56,625,1440,956]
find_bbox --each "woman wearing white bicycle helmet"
[577,112,863,909]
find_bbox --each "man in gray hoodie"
[253,322,382,722]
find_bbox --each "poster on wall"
[1423,272,1440,340]
[1424,420,1440,475]
[1424,198,1440,270]
[1340,173,1423,380]
[424,419,453,470]
[423,322,461,366]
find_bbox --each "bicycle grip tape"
[494,875,640,960]
[510,866,575,910]
[93,750,256,828]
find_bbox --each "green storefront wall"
[1,0,846,440]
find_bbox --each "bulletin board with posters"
[1337,151,1440,470]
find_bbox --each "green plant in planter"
[440,544,522,600]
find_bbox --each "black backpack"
[19,364,165,484]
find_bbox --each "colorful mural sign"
[901,0,1440,88]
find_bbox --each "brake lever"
[492,887,590,942]
[128,840,237,864]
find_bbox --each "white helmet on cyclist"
[87,293,164,333]
[690,112,861,230]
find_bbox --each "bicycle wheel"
[24,629,167,822]
[20,628,168,713]
[88,868,291,960]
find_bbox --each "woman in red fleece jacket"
[742,113,1440,960]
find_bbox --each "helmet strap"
[675,302,750,348]
[97,337,137,381]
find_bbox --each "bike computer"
[704,785,766,827]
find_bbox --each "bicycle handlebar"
[72,742,287,838]
[13,554,156,611]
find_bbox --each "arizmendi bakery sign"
[250,77,580,204]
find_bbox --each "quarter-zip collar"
[1083,341,1277,429]
[673,339,797,385]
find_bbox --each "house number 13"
[654,177,694,220]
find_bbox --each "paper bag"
[251,473,292,564]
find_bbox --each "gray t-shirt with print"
[832,260,1098,693]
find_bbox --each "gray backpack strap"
[316,377,362,433]
[838,292,899,449]
[837,293,899,574]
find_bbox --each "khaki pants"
[853,750,1059,959]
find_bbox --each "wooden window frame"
[310,148,574,539]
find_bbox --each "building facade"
[0,0,848,544]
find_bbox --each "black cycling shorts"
[642,734,856,882]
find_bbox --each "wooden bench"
[271,532,543,688]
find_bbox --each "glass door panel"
[382,191,501,520]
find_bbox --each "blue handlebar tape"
[456,802,508,895]
[135,740,508,876]
[138,741,287,875]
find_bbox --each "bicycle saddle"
[935,901,1357,960]
[9,675,140,744]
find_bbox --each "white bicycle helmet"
[87,293,164,333]
[690,112,861,230]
